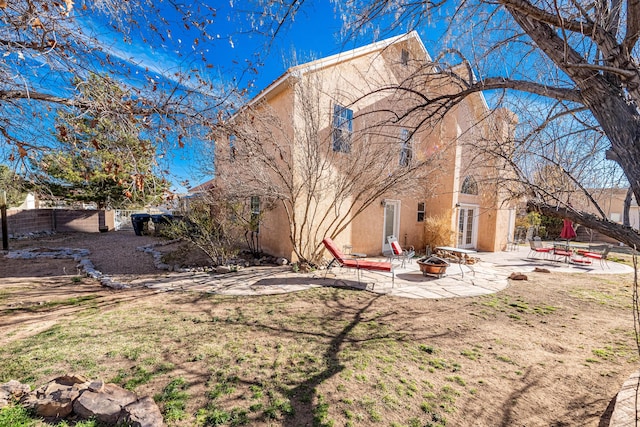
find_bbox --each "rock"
[118,396,165,427]
[12,376,163,425]
[533,267,551,273]
[0,379,31,398]
[216,266,233,274]
[55,374,88,386]
[276,257,289,266]
[22,378,88,419]
[88,380,104,393]
[73,383,137,425]
[0,380,30,408]
[508,272,528,281]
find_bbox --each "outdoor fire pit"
[417,256,450,278]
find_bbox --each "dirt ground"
[1,231,638,426]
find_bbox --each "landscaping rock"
[276,257,289,266]
[534,267,551,273]
[73,383,138,425]
[118,396,165,427]
[22,376,89,419]
[10,375,163,426]
[0,380,30,408]
[508,272,528,280]
[216,265,233,274]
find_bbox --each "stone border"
[4,247,130,290]
[608,370,640,426]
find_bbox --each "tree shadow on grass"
[274,290,385,426]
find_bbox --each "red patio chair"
[322,237,394,288]
[582,245,612,268]
[527,239,552,259]
[383,236,415,268]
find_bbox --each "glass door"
[382,200,400,253]
[457,206,477,249]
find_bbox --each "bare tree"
[333,0,640,246]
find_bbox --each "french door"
[382,200,400,253]
[457,205,477,249]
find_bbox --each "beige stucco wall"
[215,33,516,260]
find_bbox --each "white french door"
[457,205,477,249]
[382,200,400,253]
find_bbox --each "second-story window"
[332,104,353,153]
[399,128,413,167]
[401,49,409,66]
[229,134,237,162]
[461,176,479,195]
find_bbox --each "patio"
[133,244,634,299]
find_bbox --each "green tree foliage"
[0,164,29,207]
[35,74,168,208]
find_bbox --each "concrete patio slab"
[122,246,635,299]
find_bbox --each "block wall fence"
[0,209,115,238]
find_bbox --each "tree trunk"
[624,187,633,227]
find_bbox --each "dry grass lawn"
[0,232,638,426]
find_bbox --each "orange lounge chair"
[322,237,394,287]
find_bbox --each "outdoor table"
[435,246,477,278]
[552,243,573,263]
[552,242,591,264]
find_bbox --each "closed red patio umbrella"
[560,218,577,240]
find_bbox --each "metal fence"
[113,210,137,231]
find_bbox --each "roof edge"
[249,31,428,106]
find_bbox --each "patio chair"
[383,236,415,268]
[527,239,552,259]
[322,237,394,288]
[582,244,612,268]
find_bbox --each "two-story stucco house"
[212,31,517,262]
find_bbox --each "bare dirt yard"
[0,231,638,426]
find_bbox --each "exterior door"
[457,206,477,249]
[382,200,400,253]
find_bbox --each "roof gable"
[251,31,431,105]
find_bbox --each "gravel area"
[9,230,164,276]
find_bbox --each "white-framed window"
[417,202,425,222]
[332,104,353,153]
[399,128,413,167]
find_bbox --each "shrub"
[423,212,455,251]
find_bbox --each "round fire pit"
[417,256,450,278]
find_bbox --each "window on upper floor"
[332,104,353,153]
[229,134,237,162]
[461,176,479,195]
[401,49,409,66]
[399,128,413,167]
